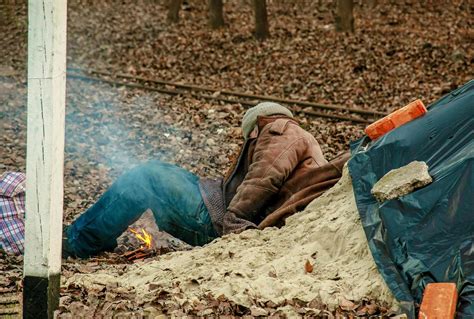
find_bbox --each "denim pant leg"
[67,160,217,258]
[143,161,218,246]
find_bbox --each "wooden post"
[23,0,67,318]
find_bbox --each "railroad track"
[67,68,387,124]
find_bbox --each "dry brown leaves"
[56,283,397,319]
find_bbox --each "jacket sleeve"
[222,124,311,234]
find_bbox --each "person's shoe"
[62,226,76,259]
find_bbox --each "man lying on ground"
[63,102,349,258]
[0,102,348,257]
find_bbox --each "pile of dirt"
[64,167,398,317]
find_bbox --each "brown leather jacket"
[199,115,349,235]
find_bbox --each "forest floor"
[0,0,472,317]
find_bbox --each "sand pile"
[66,167,397,311]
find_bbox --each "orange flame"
[129,228,153,249]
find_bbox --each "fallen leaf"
[305,260,313,273]
[250,306,268,316]
[340,298,356,311]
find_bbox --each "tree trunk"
[208,0,225,29]
[253,0,269,40]
[0,0,15,27]
[366,0,377,9]
[167,0,182,24]
[335,0,354,33]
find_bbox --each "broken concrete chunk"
[371,161,432,202]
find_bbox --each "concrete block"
[371,161,432,202]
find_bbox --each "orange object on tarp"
[419,283,458,319]
[365,99,427,140]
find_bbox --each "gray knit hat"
[241,102,293,139]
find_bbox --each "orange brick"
[419,283,457,319]
[365,99,427,140]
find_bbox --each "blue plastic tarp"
[348,80,474,318]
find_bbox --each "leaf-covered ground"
[0,0,472,317]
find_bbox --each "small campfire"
[129,227,153,249]
[122,228,156,262]
[114,212,187,262]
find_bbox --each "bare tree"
[253,0,269,40]
[335,0,354,32]
[0,0,16,27]
[366,0,377,9]
[208,0,225,29]
[167,0,183,24]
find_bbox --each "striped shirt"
[0,172,26,255]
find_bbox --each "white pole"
[23,0,67,318]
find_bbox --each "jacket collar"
[247,115,298,139]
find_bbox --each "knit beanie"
[241,102,293,139]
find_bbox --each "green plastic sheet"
[348,80,474,318]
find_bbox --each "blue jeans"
[66,160,218,258]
